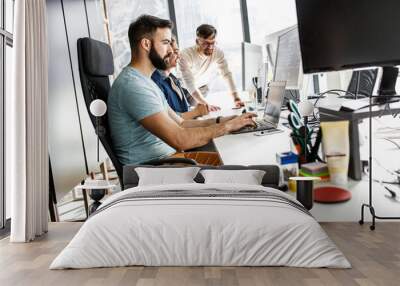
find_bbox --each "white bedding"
[50,183,351,269]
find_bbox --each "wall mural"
[106,0,170,76]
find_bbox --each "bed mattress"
[50,183,351,269]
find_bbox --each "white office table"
[213,127,291,165]
[202,91,292,165]
[205,93,400,222]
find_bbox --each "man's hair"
[171,34,177,44]
[196,24,217,39]
[128,15,173,57]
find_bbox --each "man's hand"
[208,104,221,111]
[232,92,244,108]
[193,103,210,117]
[219,115,237,123]
[224,113,257,133]
[234,98,245,108]
[195,99,220,112]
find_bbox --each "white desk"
[206,94,400,222]
[203,92,292,166]
[213,127,291,165]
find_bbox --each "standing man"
[179,24,244,111]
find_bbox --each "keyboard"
[231,119,276,134]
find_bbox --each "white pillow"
[135,167,201,186]
[200,169,266,185]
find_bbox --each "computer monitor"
[295,0,400,100]
[264,25,296,70]
[263,81,287,126]
[273,26,303,90]
[241,42,264,91]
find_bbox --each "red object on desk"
[314,186,352,203]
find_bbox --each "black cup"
[296,180,314,210]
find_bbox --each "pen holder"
[290,133,310,164]
[290,127,322,166]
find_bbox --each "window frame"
[168,0,250,46]
[1,0,13,232]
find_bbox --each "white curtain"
[7,0,49,242]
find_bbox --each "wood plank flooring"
[1,222,400,286]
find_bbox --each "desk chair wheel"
[358,219,364,225]
[370,225,375,231]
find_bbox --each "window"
[106,0,170,75]
[247,0,297,45]
[174,0,243,94]
[4,44,11,221]
[5,0,13,33]
[1,0,14,231]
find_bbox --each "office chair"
[77,38,196,189]
[342,69,378,99]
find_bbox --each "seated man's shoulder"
[151,69,163,83]
[112,67,143,87]
[109,67,166,120]
[112,67,159,98]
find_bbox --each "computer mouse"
[254,131,266,136]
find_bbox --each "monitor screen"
[242,42,264,91]
[295,0,400,74]
[263,81,286,125]
[273,26,302,89]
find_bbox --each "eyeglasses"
[198,38,217,48]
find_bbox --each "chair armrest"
[143,157,198,166]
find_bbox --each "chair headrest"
[80,38,114,76]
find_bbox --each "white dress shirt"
[178,45,237,95]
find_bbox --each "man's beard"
[149,45,169,70]
[203,48,214,56]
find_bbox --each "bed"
[50,165,350,269]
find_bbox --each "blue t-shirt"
[108,66,176,165]
[151,70,189,113]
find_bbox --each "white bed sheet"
[50,183,351,269]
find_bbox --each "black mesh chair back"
[347,68,378,97]
[77,37,123,185]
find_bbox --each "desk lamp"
[89,99,107,162]
[86,99,108,214]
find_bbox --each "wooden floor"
[1,222,400,286]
